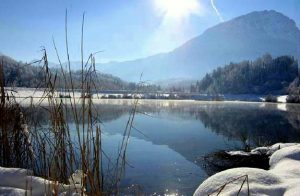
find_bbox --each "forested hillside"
[0,55,158,90]
[192,54,298,94]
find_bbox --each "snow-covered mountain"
[94,10,300,82]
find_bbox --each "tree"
[197,54,298,95]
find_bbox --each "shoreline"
[194,143,300,195]
[3,87,297,106]
[11,96,297,108]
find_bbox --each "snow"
[277,95,287,103]
[269,144,300,168]
[0,167,83,196]
[225,143,298,157]
[194,143,300,196]
[259,95,287,103]
[226,151,251,156]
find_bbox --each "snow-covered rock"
[226,150,251,156]
[226,143,298,156]
[0,167,83,196]
[194,143,300,196]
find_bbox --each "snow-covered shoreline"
[1,143,300,195]
[194,143,300,195]
[0,167,83,195]
[4,87,291,104]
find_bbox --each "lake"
[28,100,300,195]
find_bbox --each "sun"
[154,0,200,19]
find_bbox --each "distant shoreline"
[4,87,290,103]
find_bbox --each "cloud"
[210,0,224,22]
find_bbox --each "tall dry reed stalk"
[0,10,140,195]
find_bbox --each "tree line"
[0,54,160,91]
[191,54,298,95]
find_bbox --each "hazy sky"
[0,0,299,63]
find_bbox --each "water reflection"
[25,101,300,195]
[188,103,300,145]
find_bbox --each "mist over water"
[28,100,300,195]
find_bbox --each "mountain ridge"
[91,10,300,82]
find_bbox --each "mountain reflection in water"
[25,100,300,195]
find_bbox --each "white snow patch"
[226,151,251,156]
[277,95,287,103]
[0,167,83,196]
[225,143,298,157]
[259,95,287,103]
[194,143,300,196]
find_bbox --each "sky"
[0,0,299,63]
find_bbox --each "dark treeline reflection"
[188,103,300,146]
[22,101,300,195]
[25,101,300,162]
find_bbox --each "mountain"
[95,10,300,82]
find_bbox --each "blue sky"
[0,0,299,63]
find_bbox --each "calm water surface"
[36,100,300,195]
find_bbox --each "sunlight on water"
[30,100,300,195]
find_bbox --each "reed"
[0,61,34,169]
[0,11,140,195]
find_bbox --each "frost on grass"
[194,143,300,196]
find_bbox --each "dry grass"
[0,11,140,195]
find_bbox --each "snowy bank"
[194,143,300,196]
[277,95,288,103]
[0,167,83,195]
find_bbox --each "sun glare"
[155,0,200,19]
